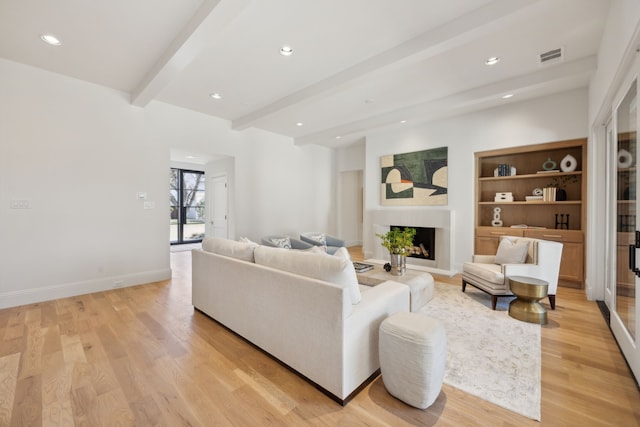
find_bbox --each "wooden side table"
[508,276,549,325]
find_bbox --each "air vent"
[538,47,563,65]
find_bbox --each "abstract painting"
[381,147,448,206]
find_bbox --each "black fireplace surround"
[390,225,435,261]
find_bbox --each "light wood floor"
[1,249,639,426]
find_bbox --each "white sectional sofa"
[191,237,410,404]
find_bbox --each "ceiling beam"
[294,55,597,147]
[130,0,251,107]
[231,0,541,131]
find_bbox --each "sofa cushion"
[463,262,504,286]
[494,238,529,265]
[254,245,362,304]
[202,237,258,262]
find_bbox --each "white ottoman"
[379,312,446,409]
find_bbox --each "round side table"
[508,276,549,325]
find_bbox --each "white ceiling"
[0,0,611,149]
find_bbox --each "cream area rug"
[418,282,541,421]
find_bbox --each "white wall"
[0,58,335,308]
[362,88,588,273]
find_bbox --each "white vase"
[560,154,577,172]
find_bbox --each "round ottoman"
[379,312,446,409]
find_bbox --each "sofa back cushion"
[254,245,362,304]
[202,237,258,262]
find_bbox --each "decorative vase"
[556,188,567,201]
[560,154,577,172]
[389,254,406,276]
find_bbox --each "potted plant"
[548,174,578,201]
[376,227,416,276]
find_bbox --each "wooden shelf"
[474,138,587,288]
[479,171,583,181]
[479,201,582,205]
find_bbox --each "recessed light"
[485,56,500,65]
[400,120,407,124]
[502,93,514,99]
[186,155,197,159]
[296,122,303,127]
[280,46,293,56]
[210,92,222,99]
[336,136,342,139]
[40,34,61,46]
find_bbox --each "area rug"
[418,282,541,421]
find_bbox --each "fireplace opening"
[390,225,435,261]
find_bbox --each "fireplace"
[366,209,453,276]
[390,225,435,260]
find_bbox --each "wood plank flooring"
[1,248,639,426]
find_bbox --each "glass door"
[170,168,205,244]
[610,75,639,381]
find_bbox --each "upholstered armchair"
[300,232,346,255]
[462,236,563,310]
[261,235,314,250]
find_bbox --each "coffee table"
[508,275,549,324]
[357,264,434,312]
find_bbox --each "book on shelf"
[509,224,547,229]
[542,187,557,201]
[525,195,544,201]
[536,170,560,174]
[353,262,374,273]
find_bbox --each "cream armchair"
[462,236,563,310]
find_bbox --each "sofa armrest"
[502,263,542,282]
[325,235,346,247]
[342,281,409,396]
[473,254,496,264]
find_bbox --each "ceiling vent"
[538,47,563,66]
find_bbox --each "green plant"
[549,174,578,189]
[376,227,416,255]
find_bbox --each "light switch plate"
[10,199,31,209]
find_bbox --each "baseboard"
[0,268,171,309]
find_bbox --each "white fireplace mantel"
[364,209,454,276]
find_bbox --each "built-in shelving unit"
[474,138,587,288]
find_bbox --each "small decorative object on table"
[376,227,416,276]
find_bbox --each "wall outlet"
[113,280,124,288]
[144,201,155,209]
[137,192,147,200]
[10,199,31,209]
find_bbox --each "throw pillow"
[202,237,258,262]
[308,233,326,245]
[238,236,258,245]
[333,246,351,260]
[269,237,291,249]
[494,238,530,265]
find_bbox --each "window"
[170,168,205,244]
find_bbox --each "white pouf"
[379,312,446,409]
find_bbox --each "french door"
[608,64,640,381]
[170,168,205,244]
